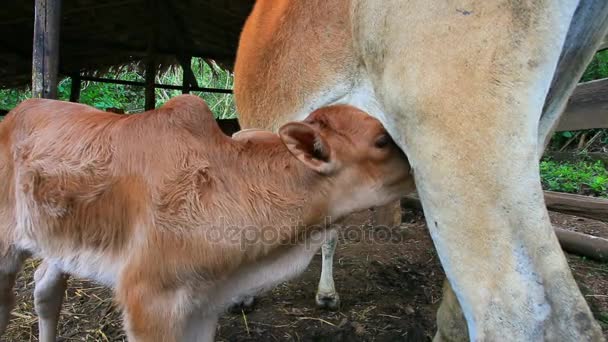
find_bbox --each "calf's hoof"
[227,295,256,314]
[315,292,340,310]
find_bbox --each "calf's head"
[278,105,414,219]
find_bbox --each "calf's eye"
[374,134,391,148]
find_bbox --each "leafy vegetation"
[581,50,608,82]
[540,159,608,197]
[0,58,236,119]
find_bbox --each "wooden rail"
[78,76,233,94]
[544,191,608,222]
[557,78,608,132]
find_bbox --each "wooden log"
[69,73,81,102]
[554,227,608,262]
[404,191,608,222]
[402,193,608,261]
[32,0,62,99]
[557,78,608,132]
[543,191,608,222]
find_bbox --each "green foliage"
[154,59,236,119]
[0,88,31,110]
[581,50,608,82]
[540,159,608,197]
[0,58,236,119]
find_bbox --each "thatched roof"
[0,0,255,88]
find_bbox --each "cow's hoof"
[315,292,340,310]
[227,295,256,314]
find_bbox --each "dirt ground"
[4,208,608,341]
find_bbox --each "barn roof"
[0,0,255,88]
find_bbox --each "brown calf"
[0,95,413,341]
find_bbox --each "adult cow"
[233,1,608,341]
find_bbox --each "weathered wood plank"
[544,191,608,222]
[32,0,62,99]
[557,78,608,131]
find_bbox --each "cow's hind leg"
[0,246,26,336]
[316,230,339,309]
[356,1,602,340]
[34,261,68,342]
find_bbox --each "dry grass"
[4,210,607,341]
[7,259,125,342]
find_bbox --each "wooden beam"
[78,75,232,94]
[555,227,608,262]
[557,78,608,131]
[403,191,608,222]
[144,0,159,111]
[144,55,156,111]
[69,73,81,102]
[32,0,62,99]
[179,56,198,94]
[543,191,608,222]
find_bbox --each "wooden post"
[180,56,198,94]
[69,72,81,102]
[144,0,158,111]
[32,0,62,99]
[145,55,156,111]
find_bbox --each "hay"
[6,259,126,342]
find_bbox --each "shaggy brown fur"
[0,95,413,341]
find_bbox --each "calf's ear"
[278,122,335,174]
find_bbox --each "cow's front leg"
[356,1,602,340]
[316,230,340,309]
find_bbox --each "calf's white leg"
[34,262,68,342]
[182,313,218,342]
[315,230,339,309]
[0,247,25,335]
